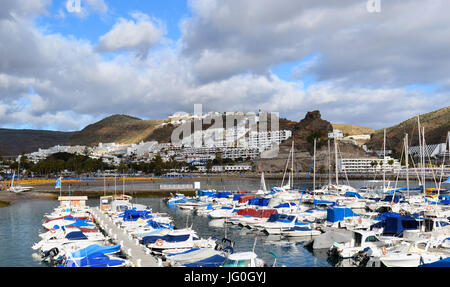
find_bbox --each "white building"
[328,129,344,139]
[338,156,401,173]
[409,143,448,159]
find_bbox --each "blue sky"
[0,0,448,131]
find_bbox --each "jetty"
[89,206,160,267]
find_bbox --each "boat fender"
[381,246,387,255]
[155,239,164,247]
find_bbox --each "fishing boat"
[281,226,321,237]
[222,252,265,267]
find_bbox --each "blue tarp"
[313,200,336,206]
[267,214,296,223]
[326,208,359,223]
[343,192,362,198]
[121,209,153,221]
[71,244,121,259]
[141,234,191,245]
[248,198,270,207]
[274,202,296,209]
[381,195,404,203]
[382,215,419,236]
[65,231,88,240]
[60,252,125,267]
[184,255,227,267]
[147,220,173,229]
[419,257,450,267]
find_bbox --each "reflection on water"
[1,179,425,267]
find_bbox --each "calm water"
[0,179,429,267]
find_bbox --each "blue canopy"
[274,202,296,209]
[121,209,152,221]
[248,198,270,207]
[267,214,296,223]
[313,199,336,206]
[184,255,227,267]
[343,192,362,198]
[60,252,126,267]
[326,208,359,223]
[141,234,191,245]
[419,257,450,267]
[65,231,88,240]
[381,195,404,203]
[382,215,419,236]
[443,176,450,184]
[71,244,121,259]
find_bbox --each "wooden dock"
[89,207,160,267]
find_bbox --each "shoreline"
[0,173,444,208]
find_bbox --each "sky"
[0,0,448,131]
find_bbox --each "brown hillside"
[366,106,450,153]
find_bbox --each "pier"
[89,207,160,267]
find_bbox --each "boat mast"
[328,139,331,186]
[383,129,386,192]
[291,140,294,189]
[313,138,316,191]
[417,116,422,188]
[405,133,409,198]
[422,127,426,197]
[334,137,339,185]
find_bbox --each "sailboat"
[312,137,358,195]
[9,171,33,193]
[255,172,267,195]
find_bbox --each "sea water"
[0,179,427,267]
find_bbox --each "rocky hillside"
[366,106,450,153]
[0,128,73,157]
[255,111,369,173]
[67,115,169,146]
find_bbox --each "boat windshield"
[223,259,251,267]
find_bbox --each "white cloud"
[97,12,166,58]
[0,0,448,133]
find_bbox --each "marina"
[1,174,449,268]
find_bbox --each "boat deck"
[89,207,160,267]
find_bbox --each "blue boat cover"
[313,200,336,206]
[184,254,227,267]
[344,192,362,198]
[326,208,359,223]
[61,252,125,267]
[419,257,450,267]
[141,234,191,245]
[65,231,88,240]
[71,244,121,258]
[267,214,296,223]
[274,202,296,209]
[121,209,153,221]
[166,248,200,257]
[381,195,404,203]
[382,215,419,236]
[248,198,270,206]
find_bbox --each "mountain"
[254,111,369,173]
[0,128,74,157]
[67,114,169,146]
[365,106,450,153]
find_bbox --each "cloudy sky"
[0,0,448,131]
